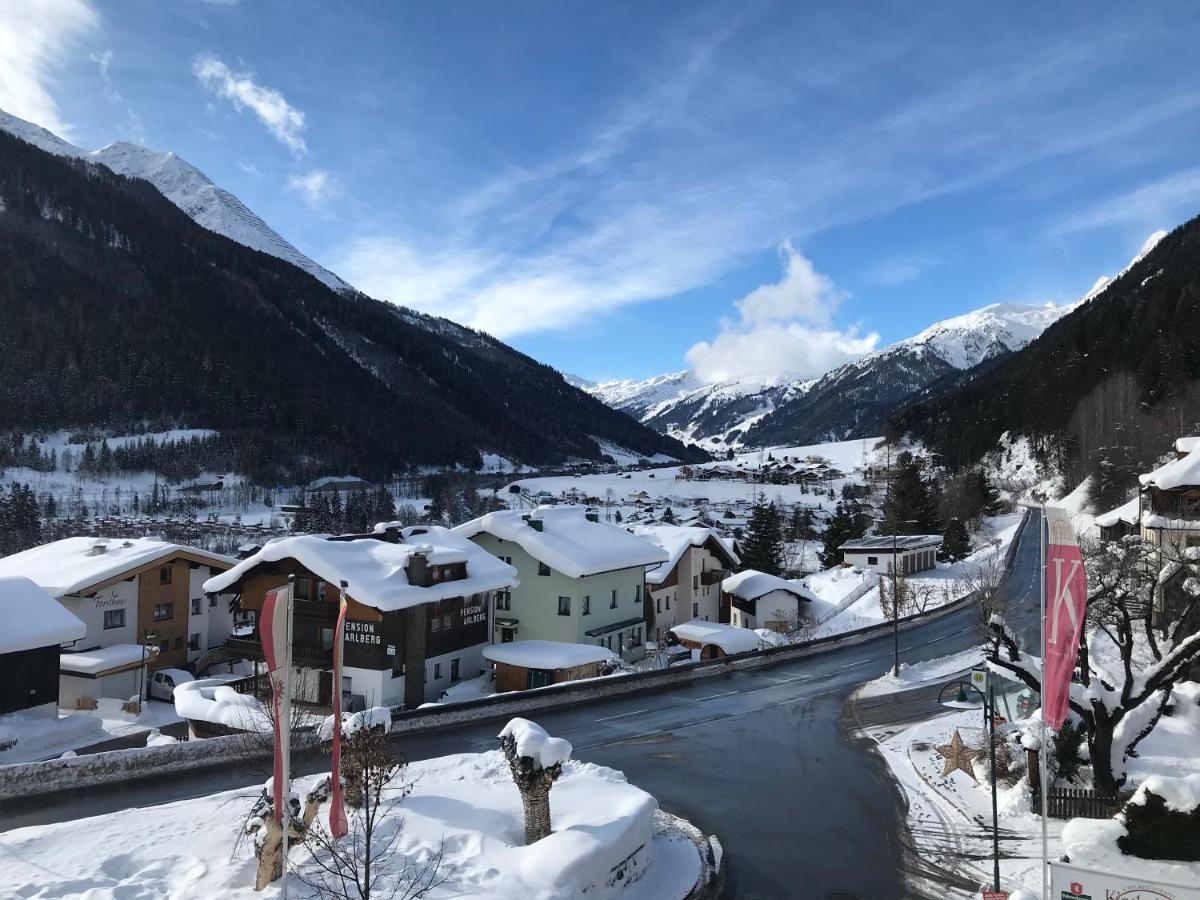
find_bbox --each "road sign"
[970,667,988,692]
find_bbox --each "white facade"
[841,546,939,575]
[341,642,489,708]
[187,566,236,663]
[730,587,804,630]
[646,543,728,640]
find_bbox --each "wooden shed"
[483,640,616,692]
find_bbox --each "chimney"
[381,525,401,543]
[528,516,544,532]
[89,538,109,557]
[585,508,599,523]
[407,550,429,586]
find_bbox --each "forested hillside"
[895,215,1200,507]
[0,130,702,483]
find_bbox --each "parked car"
[149,668,195,701]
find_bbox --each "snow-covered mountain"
[587,235,1165,450]
[0,108,350,292]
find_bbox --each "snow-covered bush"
[1118,774,1200,861]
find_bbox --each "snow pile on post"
[455,507,667,578]
[173,679,273,732]
[499,717,572,769]
[0,576,85,654]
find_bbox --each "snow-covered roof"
[203,525,517,613]
[1174,437,1200,456]
[483,640,615,670]
[455,507,667,578]
[1095,497,1140,528]
[1140,448,1200,490]
[173,678,273,732]
[722,569,816,602]
[59,643,147,676]
[0,537,234,598]
[839,534,942,551]
[670,619,763,655]
[631,524,738,585]
[0,577,86,654]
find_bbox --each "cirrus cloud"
[192,53,306,155]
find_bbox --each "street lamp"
[892,520,919,677]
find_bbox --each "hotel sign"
[1051,861,1199,900]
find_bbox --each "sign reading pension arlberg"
[1051,860,1200,900]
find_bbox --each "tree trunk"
[518,781,553,845]
[1090,719,1120,793]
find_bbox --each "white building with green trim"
[455,507,667,659]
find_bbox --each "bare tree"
[962,554,1007,641]
[988,536,1200,792]
[498,719,568,845]
[765,605,817,644]
[298,724,448,900]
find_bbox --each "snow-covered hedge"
[1118,774,1200,861]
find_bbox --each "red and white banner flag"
[1043,506,1087,730]
[261,584,293,823]
[328,588,349,839]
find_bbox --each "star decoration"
[936,729,979,781]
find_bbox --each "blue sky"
[8,1,1200,383]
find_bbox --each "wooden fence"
[1042,787,1122,820]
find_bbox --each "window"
[188,633,201,651]
[159,566,172,585]
[294,576,310,601]
[442,614,452,631]
[191,597,202,616]
[173,636,184,649]
[610,589,618,609]
[103,609,125,630]
[431,615,442,632]
[433,662,442,680]
[582,595,591,615]
[450,658,460,682]
[500,555,512,565]
[656,596,661,614]
[495,591,511,611]
[537,562,551,577]
[693,575,699,590]
[666,594,671,610]
[153,602,173,621]
[158,640,169,654]
[635,584,642,602]
[558,596,571,616]
[867,556,878,566]
[208,596,218,608]
[693,602,699,617]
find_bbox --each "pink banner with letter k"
[1043,506,1086,730]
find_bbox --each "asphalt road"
[0,516,1041,899]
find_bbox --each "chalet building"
[632,524,740,640]
[204,524,517,709]
[482,640,615,692]
[0,577,86,716]
[722,570,817,631]
[1138,446,1200,552]
[1096,497,1139,542]
[456,506,667,660]
[839,535,942,576]
[0,537,237,705]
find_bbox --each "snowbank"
[1062,817,1200,887]
[0,576,85,653]
[856,646,987,698]
[0,749,686,900]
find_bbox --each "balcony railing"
[224,636,333,670]
[702,570,727,586]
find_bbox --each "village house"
[1096,497,1140,542]
[0,537,237,706]
[0,577,86,717]
[1137,444,1200,552]
[632,524,740,640]
[722,569,817,631]
[204,523,517,710]
[456,506,667,660]
[839,535,943,576]
[482,640,616,692]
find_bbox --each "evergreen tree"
[940,517,971,562]
[883,453,939,534]
[740,493,784,576]
[372,486,396,524]
[661,506,677,525]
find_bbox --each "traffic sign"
[970,667,988,692]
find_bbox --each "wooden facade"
[492,659,604,693]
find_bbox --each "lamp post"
[891,520,919,677]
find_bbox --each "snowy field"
[0,746,703,900]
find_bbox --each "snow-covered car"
[149,668,194,701]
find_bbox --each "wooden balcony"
[223,636,333,670]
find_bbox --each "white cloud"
[192,53,306,155]
[236,159,262,177]
[286,168,338,205]
[684,245,877,382]
[0,0,98,137]
[865,255,937,286]
[1051,167,1200,236]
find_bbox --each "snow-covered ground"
[0,709,106,765]
[0,745,705,900]
[855,646,989,699]
[63,697,182,742]
[861,677,1200,897]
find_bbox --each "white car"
[149,668,194,701]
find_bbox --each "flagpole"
[1039,506,1049,900]
[281,575,294,900]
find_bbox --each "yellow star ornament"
[935,729,978,781]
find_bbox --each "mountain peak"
[0,107,350,294]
